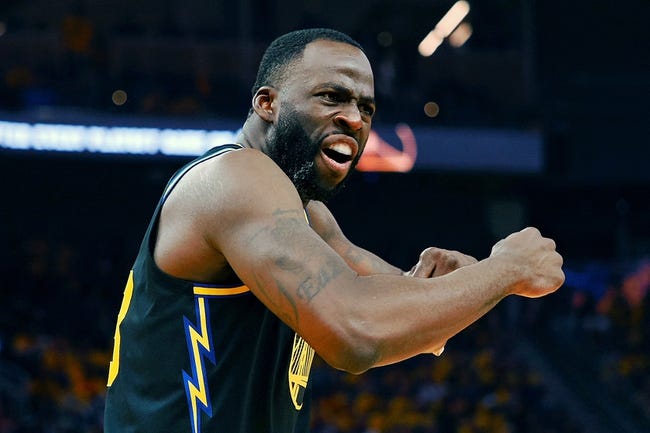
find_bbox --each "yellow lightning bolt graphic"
[183,296,214,433]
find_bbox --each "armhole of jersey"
[140,144,246,289]
[162,144,244,202]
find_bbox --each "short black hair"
[251,28,364,96]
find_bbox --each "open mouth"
[322,146,353,164]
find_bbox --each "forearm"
[218,183,562,374]
[339,243,403,276]
[314,256,513,372]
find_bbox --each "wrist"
[482,255,521,297]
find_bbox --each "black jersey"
[104,144,315,433]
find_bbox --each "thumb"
[409,259,436,278]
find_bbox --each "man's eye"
[321,92,344,102]
[360,105,375,116]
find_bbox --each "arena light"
[418,1,471,56]
[0,119,544,173]
[436,1,470,36]
[448,22,473,47]
[0,120,241,156]
[0,119,419,172]
[356,124,417,173]
[423,101,440,118]
[112,90,128,106]
[418,33,444,57]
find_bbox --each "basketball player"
[104,28,564,432]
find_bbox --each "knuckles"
[420,247,469,272]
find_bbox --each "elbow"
[323,346,378,375]
[320,343,378,375]
[314,318,382,375]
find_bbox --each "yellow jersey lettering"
[288,333,315,410]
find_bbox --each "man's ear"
[252,86,278,123]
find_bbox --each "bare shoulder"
[168,148,297,213]
[155,147,303,282]
[197,148,302,220]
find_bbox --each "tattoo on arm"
[296,278,316,302]
[245,208,344,326]
[296,257,343,302]
[251,270,299,327]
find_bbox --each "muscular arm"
[181,149,564,374]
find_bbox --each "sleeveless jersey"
[104,144,315,433]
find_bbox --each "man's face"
[265,105,357,203]
[266,39,375,203]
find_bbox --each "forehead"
[290,39,374,95]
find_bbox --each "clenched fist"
[489,227,565,298]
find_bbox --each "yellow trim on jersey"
[188,207,305,298]
[192,285,250,297]
[107,270,135,386]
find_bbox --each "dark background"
[0,1,648,432]
[1,0,648,263]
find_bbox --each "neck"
[237,117,268,153]
[237,117,311,208]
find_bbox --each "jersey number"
[107,270,134,386]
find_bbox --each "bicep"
[224,207,349,329]
[205,152,355,340]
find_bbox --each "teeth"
[330,143,352,156]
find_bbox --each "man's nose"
[334,104,363,132]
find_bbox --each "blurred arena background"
[0,1,648,432]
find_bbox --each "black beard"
[265,109,354,203]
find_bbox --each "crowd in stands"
[0,236,117,433]
[553,260,650,423]
[309,330,582,433]
[2,3,647,432]
[1,229,648,432]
